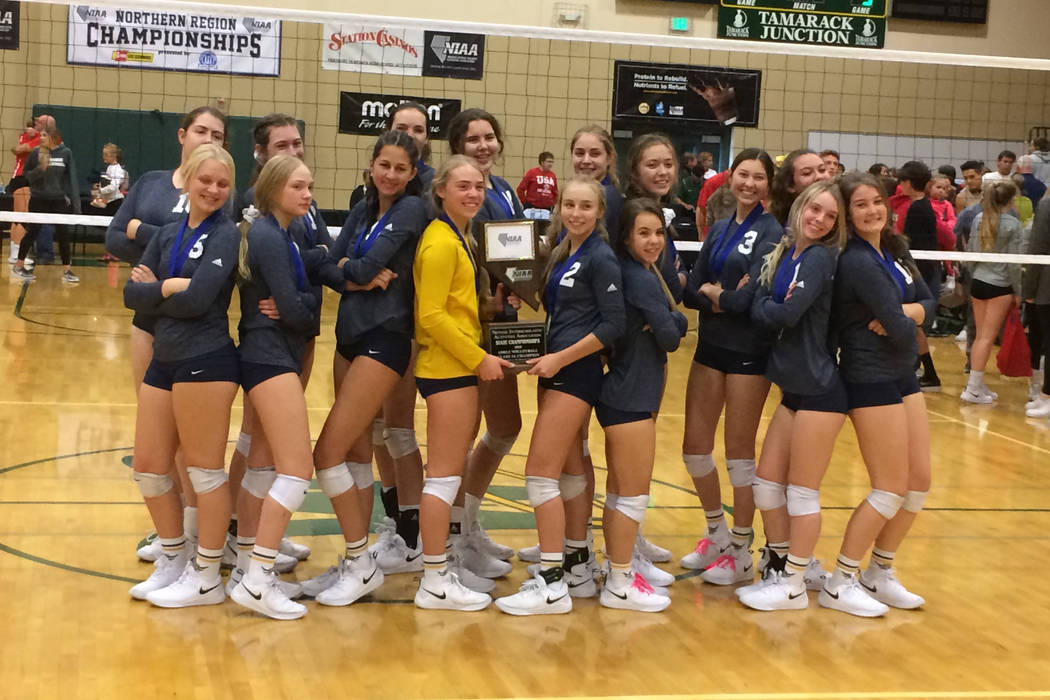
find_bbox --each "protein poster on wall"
[66,6,281,75]
[323,23,425,75]
[613,60,762,127]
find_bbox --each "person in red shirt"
[694,169,728,238]
[7,114,54,262]
[516,151,558,219]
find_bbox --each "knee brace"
[187,466,228,495]
[902,490,928,514]
[525,475,560,507]
[134,471,174,498]
[267,474,310,512]
[866,489,905,519]
[371,419,386,447]
[317,462,354,499]
[752,477,787,511]
[235,432,252,457]
[422,475,462,506]
[605,491,619,511]
[786,484,821,516]
[241,465,277,499]
[481,430,517,457]
[615,494,649,524]
[384,427,419,459]
[683,453,716,478]
[558,472,587,500]
[726,458,756,488]
[347,461,374,490]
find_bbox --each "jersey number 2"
[559,261,581,288]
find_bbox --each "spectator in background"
[956,160,985,213]
[91,143,128,216]
[348,168,370,210]
[6,115,54,264]
[820,149,842,176]
[937,165,959,207]
[673,163,702,219]
[693,168,728,238]
[928,171,957,252]
[698,151,717,179]
[868,163,890,177]
[1015,155,1046,208]
[516,151,558,220]
[1030,137,1050,185]
[1011,173,1034,230]
[982,150,1016,185]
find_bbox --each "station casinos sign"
[718,0,886,49]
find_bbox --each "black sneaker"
[918,374,941,392]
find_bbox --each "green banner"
[718,2,885,49]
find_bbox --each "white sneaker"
[371,533,424,574]
[470,522,514,561]
[146,559,225,608]
[315,554,384,606]
[517,543,540,563]
[565,560,598,598]
[274,551,299,573]
[739,573,808,611]
[1026,396,1050,418]
[129,549,188,600]
[859,566,925,609]
[415,571,491,611]
[1028,381,1043,402]
[631,551,674,588]
[232,571,308,620]
[818,573,889,617]
[960,388,995,404]
[225,566,302,599]
[804,558,831,592]
[495,574,572,616]
[735,567,776,599]
[136,533,161,562]
[300,558,342,598]
[448,548,496,593]
[367,517,397,554]
[279,537,311,561]
[600,571,671,612]
[455,535,512,578]
[680,536,728,570]
[955,328,967,342]
[700,546,754,585]
[634,533,672,563]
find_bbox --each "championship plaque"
[478,220,547,368]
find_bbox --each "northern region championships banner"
[67,5,281,76]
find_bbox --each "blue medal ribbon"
[438,213,480,295]
[545,231,597,314]
[772,245,811,303]
[301,203,318,246]
[858,237,908,298]
[485,180,515,219]
[168,209,222,278]
[710,203,764,276]
[354,206,395,258]
[270,215,308,292]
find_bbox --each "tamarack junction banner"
[66,6,281,76]
[718,0,886,49]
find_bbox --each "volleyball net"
[2,0,1049,266]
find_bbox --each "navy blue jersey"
[106,170,186,264]
[752,243,839,395]
[544,233,625,354]
[602,177,623,240]
[685,209,783,354]
[289,200,334,338]
[237,216,319,370]
[833,237,937,383]
[600,257,687,413]
[416,161,435,194]
[123,214,239,362]
[317,195,427,345]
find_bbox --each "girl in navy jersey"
[680,148,782,585]
[823,174,935,617]
[226,155,322,619]
[300,131,429,606]
[390,102,435,192]
[123,144,240,608]
[769,149,833,227]
[445,109,526,579]
[598,198,687,612]
[736,181,847,612]
[571,125,623,237]
[495,176,625,616]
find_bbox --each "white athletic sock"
[705,509,729,544]
[607,562,632,593]
[464,492,482,529]
[235,536,255,573]
[245,544,279,584]
[195,546,223,584]
[967,369,986,391]
[345,536,368,560]
[183,506,198,540]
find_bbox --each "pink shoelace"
[705,553,736,572]
[630,572,656,594]
[693,538,715,555]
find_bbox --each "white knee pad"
[481,430,517,457]
[902,490,928,513]
[267,474,310,512]
[372,420,386,447]
[683,453,716,478]
[134,471,174,498]
[615,494,649,524]
[752,477,787,511]
[241,465,277,499]
[786,484,821,517]
[605,491,619,511]
[385,427,419,459]
[866,489,905,519]
[317,462,354,499]
[558,472,587,500]
[525,475,560,507]
[235,432,251,457]
[422,475,462,506]
[348,461,374,490]
[187,466,228,495]
[726,458,756,488]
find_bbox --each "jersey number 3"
[738,231,758,255]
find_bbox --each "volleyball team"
[107,103,937,621]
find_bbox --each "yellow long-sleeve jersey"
[413,218,486,379]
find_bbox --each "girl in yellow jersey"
[413,155,513,611]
